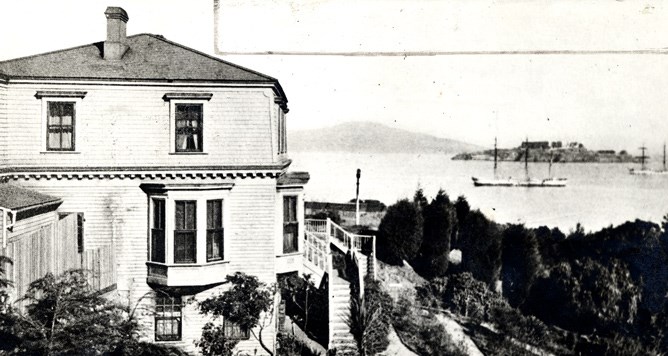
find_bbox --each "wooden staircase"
[304,218,377,356]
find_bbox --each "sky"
[2,0,668,153]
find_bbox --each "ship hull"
[629,169,668,175]
[472,177,567,187]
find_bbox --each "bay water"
[290,152,668,232]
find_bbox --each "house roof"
[0,33,287,103]
[0,185,61,211]
[277,171,310,186]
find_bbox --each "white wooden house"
[0,7,377,355]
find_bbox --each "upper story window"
[163,92,212,154]
[175,104,203,152]
[36,91,86,153]
[47,102,76,151]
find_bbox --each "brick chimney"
[103,7,129,60]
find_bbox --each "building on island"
[0,6,375,355]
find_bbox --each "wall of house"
[0,82,7,166]
[15,175,280,354]
[2,83,285,169]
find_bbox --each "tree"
[501,224,542,308]
[413,187,429,213]
[452,196,471,248]
[4,270,136,355]
[198,272,276,356]
[414,190,457,279]
[458,210,502,286]
[377,199,423,265]
[525,258,640,335]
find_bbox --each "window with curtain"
[151,199,166,263]
[206,199,224,261]
[47,102,75,151]
[174,200,197,263]
[283,196,298,253]
[155,295,182,341]
[175,104,203,152]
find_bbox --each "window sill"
[169,152,208,155]
[277,251,302,258]
[148,260,229,267]
[40,151,81,154]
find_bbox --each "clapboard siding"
[2,83,281,168]
[0,83,7,165]
[16,179,148,291]
[15,176,279,353]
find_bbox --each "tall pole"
[355,169,361,226]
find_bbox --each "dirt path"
[379,325,420,356]
[435,313,485,356]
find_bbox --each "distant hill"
[289,122,481,154]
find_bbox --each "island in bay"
[452,140,640,163]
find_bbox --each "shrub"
[198,272,276,356]
[276,333,322,356]
[392,296,468,356]
[377,199,423,265]
[347,277,393,355]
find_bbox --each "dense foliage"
[413,190,457,278]
[375,187,668,354]
[377,199,423,264]
[278,273,328,346]
[197,272,276,356]
[0,269,185,356]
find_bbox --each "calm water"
[290,152,668,232]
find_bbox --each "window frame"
[45,101,76,151]
[206,199,225,262]
[150,198,166,263]
[174,200,197,264]
[174,103,204,153]
[167,97,211,154]
[154,295,182,342]
[37,91,85,154]
[282,195,299,254]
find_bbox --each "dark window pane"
[174,232,196,264]
[77,213,84,253]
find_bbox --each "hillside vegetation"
[368,188,668,355]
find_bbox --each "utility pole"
[355,168,361,226]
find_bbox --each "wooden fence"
[1,213,116,309]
